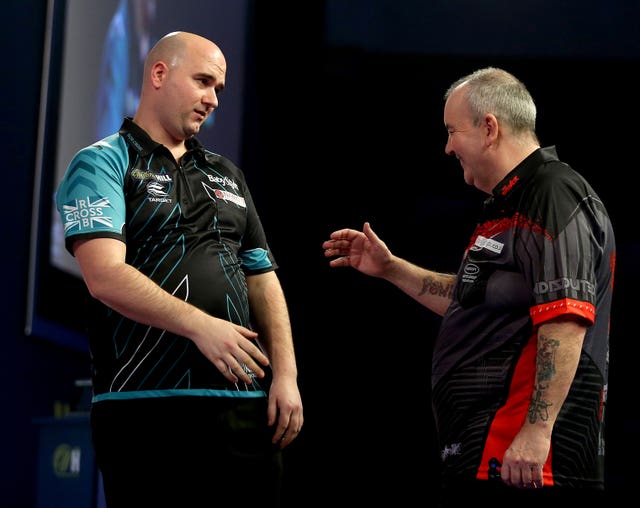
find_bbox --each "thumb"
[363,222,378,241]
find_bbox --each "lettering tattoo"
[418,275,454,299]
[528,334,559,423]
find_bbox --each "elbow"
[79,265,125,304]
[82,274,111,302]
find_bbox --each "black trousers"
[437,479,606,508]
[91,396,283,508]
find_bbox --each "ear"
[150,61,169,89]
[484,113,499,146]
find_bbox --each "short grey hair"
[445,67,537,136]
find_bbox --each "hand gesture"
[322,222,391,277]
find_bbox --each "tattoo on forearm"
[418,275,454,299]
[528,334,559,424]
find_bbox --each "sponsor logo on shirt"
[471,235,504,253]
[205,174,239,190]
[213,188,246,208]
[62,196,113,232]
[534,277,595,295]
[131,168,173,183]
[461,263,480,283]
[146,181,171,203]
[441,442,462,461]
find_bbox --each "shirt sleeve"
[55,135,129,254]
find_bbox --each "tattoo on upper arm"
[418,275,454,299]
[528,334,559,423]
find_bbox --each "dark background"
[3,0,638,506]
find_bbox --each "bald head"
[133,31,227,150]
[142,31,225,85]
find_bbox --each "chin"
[186,124,201,137]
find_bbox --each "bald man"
[56,32,303,507]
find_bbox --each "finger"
[221,347,266,383]
[271,412,290,445]
[243,346,269,368]
[238,339,270,366]
[210,343,265,383]
[530,466,543,488]
[273,425,288,445]
[232,355,265,382]
[329,229,348,240]
[324,239,349,251]
[324,245,346,257]
[363,222,381,242]
[213,359,239,383]
[499,464,518,487]
[274,425,301,448]
[271,407,302,443]
[518,480,540,489]
[230,321,258,335]
[323,247,338,258]
[328,256,350,268]
[363,221,375,236]
[330,228,358,241]
[224,360,251,384]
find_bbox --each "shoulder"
[530,146,586,187]
[202,148,240,169]
[532,159,592,199]
[69,133,129,170]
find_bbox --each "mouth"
[194,110,208,122]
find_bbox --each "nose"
[203,88,219,110]
[445,135,454,156]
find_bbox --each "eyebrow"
[196,72,225,92]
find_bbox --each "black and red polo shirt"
[434,146,615,489]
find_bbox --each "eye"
[195,75,215,87]
[446,126,470,136]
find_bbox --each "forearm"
[84,260,210,338]
[525,317,587,435]
[248,272,298,379]
[384,256,456,317]
[73,237,211,337]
